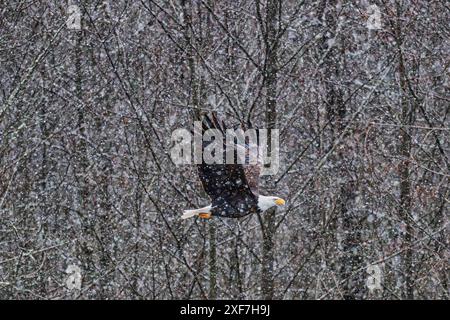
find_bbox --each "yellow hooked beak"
[275,198,286,206]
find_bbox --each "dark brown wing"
[243,163,260,196]
[198,163,254,200]
[196,114,255,201]
[239,121,261,196]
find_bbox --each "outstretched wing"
[239,122,261,196]
[196,114,255,201]
[243,160,261,196]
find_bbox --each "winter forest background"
[0,0,448,300]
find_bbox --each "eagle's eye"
[274,198,285,206]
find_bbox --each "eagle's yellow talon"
[198,213,212,219]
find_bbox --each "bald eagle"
[181,114,285,220]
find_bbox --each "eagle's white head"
[257,195,286,212]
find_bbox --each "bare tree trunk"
[182,0,217,298]
[208,221,217,299]
[261,0,279,300]
[396,13,414,300]
[318,0,364,299]
[73,26,94,298]
[182,0,201,121]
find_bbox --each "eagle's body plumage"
[182,114,285,220]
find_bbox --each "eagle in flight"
[182,114,285,220]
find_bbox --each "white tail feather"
[181,205,212,220]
